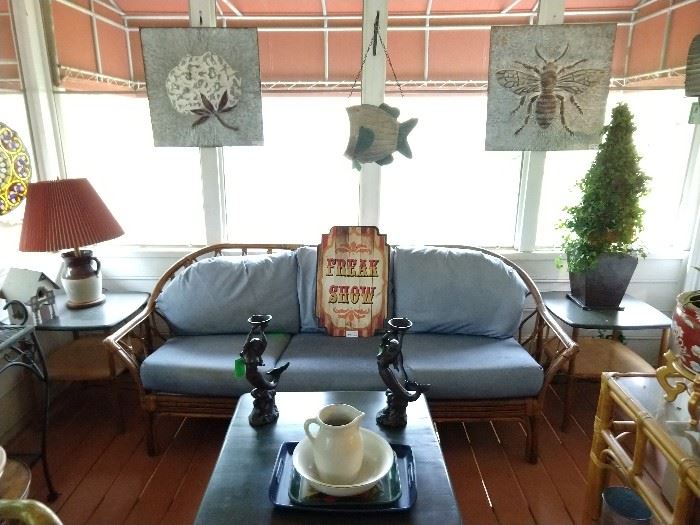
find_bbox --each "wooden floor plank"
[437,421,499,525]
[464,421,536,525]
[123,418,206,525]
[57,399,144,525]
[86,417,183,525]
[492,420,574,525]
[536,414,588,525]
[543,385,594,475]
[158,419,228,525]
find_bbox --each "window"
[222,96,358,244]
[379,95,521,247]
[57,93,205,246]
[535,89,694,251]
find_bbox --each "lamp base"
[66,294,106,310]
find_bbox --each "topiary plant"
[559,102,650,273]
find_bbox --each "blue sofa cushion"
[296,246,324,333]
[393,246,528,338]
[276,334,387,392]
[401,334,543,399]
[156,251,300,335]
[141,334,291,397]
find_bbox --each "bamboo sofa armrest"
[104,301,154,394]
[535,303,578,402]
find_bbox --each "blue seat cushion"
[276,334,387,392]
[393,246,528,338]
[401,334,543,399]
[141,334,291,397]
[156,251,300,335]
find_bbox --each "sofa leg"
[146,412,158,456]
[526,414,539,464]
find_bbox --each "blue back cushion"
[295,246,324,333]
[392,246,528,338]
[156,251,300,335]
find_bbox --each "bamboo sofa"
[106,243,577,462]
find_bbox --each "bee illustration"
[496,44,606,135]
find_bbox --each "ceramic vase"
[671,290,700,373]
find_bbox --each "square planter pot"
[569,254,638,310]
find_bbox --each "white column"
[189,0,227,244]
[513,0,564,251]
[358,0,388,227]
[10,0,66,182]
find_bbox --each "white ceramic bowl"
[0,445,6,479]
[292,428,394,497]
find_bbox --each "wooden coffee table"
[195,391,462,525]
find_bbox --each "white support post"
[682,121,700,291]
[513,0,564,252]
[189,0,227,244]
[358,0,388,227]
[10,0,66,182]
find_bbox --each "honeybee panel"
[485,23,615,151]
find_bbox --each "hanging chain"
[348,24,404,98]
[378,32,404,97]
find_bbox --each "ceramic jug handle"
[90,257,101,276]
[303,418,319,442]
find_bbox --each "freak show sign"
[141,28,263,147]
[316,226,389,337]
[485,24,615,151]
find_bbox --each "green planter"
[568,254,638,310]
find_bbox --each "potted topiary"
[559,102,650,310]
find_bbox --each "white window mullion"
[189,0,227,244]
[358,0,388,227]
[513,0,564,252]
[10,0,66,182]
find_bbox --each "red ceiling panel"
[388,0,428,14]
[429,30,490,80]
[326,0,362,16]
[97,21,130,80]
[53,1,98,72]
[666,3,700,69]
[0,16,16,61]
[386,31,425,80]
[130,31,144,81]
[328,31,361,80]
[113,0,188,13]
[637,0,670,19]
[431,0,529,13]
[258,32,324,81]
[234,0,322,15]
[627,14,665,76]
[611,25,628,78]
[0,1,8,12]
[95,2,123,23]
[565,0,637,8]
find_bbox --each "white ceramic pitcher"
[303,404,365,484]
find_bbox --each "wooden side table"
[35,292,148,431]
[541,291,671,429]
[583,373,700,525]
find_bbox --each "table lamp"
[18,178,124,309]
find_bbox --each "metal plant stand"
[376,317,429,428]
[239,314,289,427]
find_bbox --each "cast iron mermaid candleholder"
[239,314,289,427]
[376,317,430,428]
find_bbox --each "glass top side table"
[0,325,58,501]
[541,291,671,430]
[583,373,700,525]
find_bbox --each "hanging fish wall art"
[344,104,418,170]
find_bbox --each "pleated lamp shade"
[19,179,123,253]
[687,34,700,97]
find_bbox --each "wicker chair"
[105,243,577,462]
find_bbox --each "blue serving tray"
[269,441,417,512]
